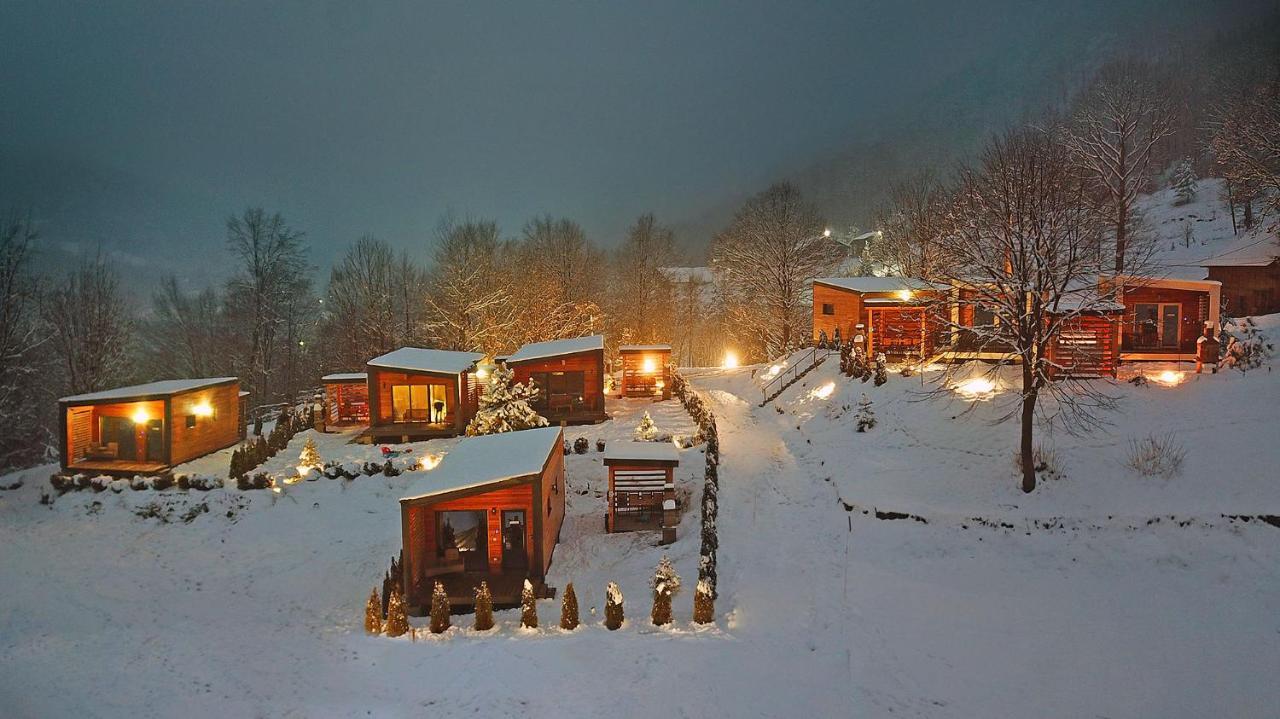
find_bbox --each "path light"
[131,407,149,425]
[811,381,835,400]
[419,453,441,471]
[1152,370,1185,387]
[723,351,739,369]
[762,364,783,380]
[822,228,832,238]
[953,376,998,400]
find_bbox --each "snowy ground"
[2,345,1279,717]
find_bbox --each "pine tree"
[298,435,321,471]
[364,587,382,634]
[856,394,877,432]
[873,353,888,386]
[520,579,538,629]
[429,581,451,634]
[473,582,494,631]
[253,414,263,436]
[650,556,681,626]
[604,581,624,630]
[465,363,549,436]
[634,411,658,441]
[228,448,242,479]
[1172,157,1198,206]
[560,582,580,630]
[693,579,715,624]
[384,587,409,637]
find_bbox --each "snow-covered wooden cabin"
[603,441,679,543]
[1112,277,1221,362]
[399,426,565,613]
[59,378,242,475]
[504,335,608,424]
[1201,242,1280,317]
[812,277,949,358]
[320,372,368,429]
[365,348,485,442]
[617,344,672,399]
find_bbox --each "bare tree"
[223,208,309,403]
[710,181,839,360]
[320,236,402,366]
[0,213,49,468]
[43,253,135,396]
[143,276,228,378]
[1066,60,1173,272]
[869,171,951,278]
[924,127,1132,493]
[608,213,675,346]
[510,216,605,346]
[423,217,516,354]
[1209,65,1280,231]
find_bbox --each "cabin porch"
[65,459,170,476]
[363,421,457,442]
[406,571,552,614]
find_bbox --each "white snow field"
[3,334,1280,717]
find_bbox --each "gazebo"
[603,441,680,543]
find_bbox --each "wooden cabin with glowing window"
[321,372,368,429]
[59,377,242,475]
[399,426,565,613]
[1111,277,1221,363]
[504,335,608,424]
[365,348,485,442]
[618,344,672,398]
[812,278,948,358]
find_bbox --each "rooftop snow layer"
[505,335,604,363]
[321,372,367,382]
[815,276,949,293]
[603,441,680,463]
[400,426,562,501]
[60,377,238,403]
[619,344,671,352]
[367,347,484,374]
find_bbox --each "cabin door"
[144,419,164,462]
[501,510,528,570]
[1160,304,1181,348]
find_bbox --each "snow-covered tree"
[1209,70,1280,231]
[298,436,321,470]
[633,411,658,441]
[604,582,624,630]
[364,587,382,634]
[473,582,494,631]
[465,363,548,436]
[520,579,538,629]
[693,579,714,624]
[1171,157,1198,205]
[559,582,580,630]
[873,354,888,386]
[650,556,681,626]
[429,581,450,634]
[856,394,876,433]
[384,587,409,637]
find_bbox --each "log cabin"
[320,372,369,429]
[399,426,565,613]
[365,348,485,442]
[504,335,608,423]
[59,377,242,475]
[617,344,672,399]
[1111,277,1221,363]
[603,441,680,543]
[1201,256,1280,317]
[812,277,949,358]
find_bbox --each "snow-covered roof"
[400,426,562,502]
[619,344,671,352]
[505,335,604,363]
[367,347,484,375]
[60,377,238,403]
[602,441,680,464]
[815,277,949,293]
[321,372,367,382]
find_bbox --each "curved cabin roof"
[367,347,484,375]
[60,377,238,404]
[505,335,604,364]
[400,426,562,503]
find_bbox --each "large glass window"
[390,383,447,423]
[531,371,585,412]
[1133,303,1180,349]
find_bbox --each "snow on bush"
[466,363,549,436]
[1125,433,1186,478]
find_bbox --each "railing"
[759,345,826,403]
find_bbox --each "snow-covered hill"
[1139,177,1278,280]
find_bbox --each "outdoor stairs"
[759,346,832,406]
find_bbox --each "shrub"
[384,588,409,637]
[650,556,681,627]
[429,581,450,634]
[520,579,538,629]
[1014,443,1062,481]
[1125,433,1186,478]
[152,473,175,491]
[595,438,606,452]
[573,437,589,454]
[236,473,271,491]
[604,582,624,630]
[693,579,714,624]
[364,588,382,634]
[473,582,494,631]
[560,582,579,630]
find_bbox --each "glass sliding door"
[391,383,448,423]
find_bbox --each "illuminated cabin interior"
[617,344,672,399]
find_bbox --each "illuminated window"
[390,384,448,422]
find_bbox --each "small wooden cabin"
[603,441,680,543]
[812,278,948,358]
[365,348,485,442]
[1202,256,1279,317]
[59,377,241,475]
[617,344,672,399]
[1113,277,1221,362]
[320,372,369,429]
[399,426,566,613]
[1045,305,1123,379]
[505,335,608,423]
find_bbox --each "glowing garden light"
[811,381,835,400]
[419,453,441,471]
[723,351,739,369]
[953,376,998,400]
[1152,370,1185,387]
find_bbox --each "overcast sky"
[0,0,1265,291]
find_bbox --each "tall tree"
[870,171,951,278]
[609,214,675,345]
[42,253,134,396]
[710,181,840,360]
[511,215,604,346]
[1066,60,1173,272]
[319,235,417,370]
[423,217,514,354]
[0,213,48,468]
[223,208,309,403]
[1209,65,1280,231]
[143,276,227,379]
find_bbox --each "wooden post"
[661,468,677,545]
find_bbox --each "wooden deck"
[66,460,169,476]
[408,572,553,615]
[363,422,458,442]
[538,408,610,425]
